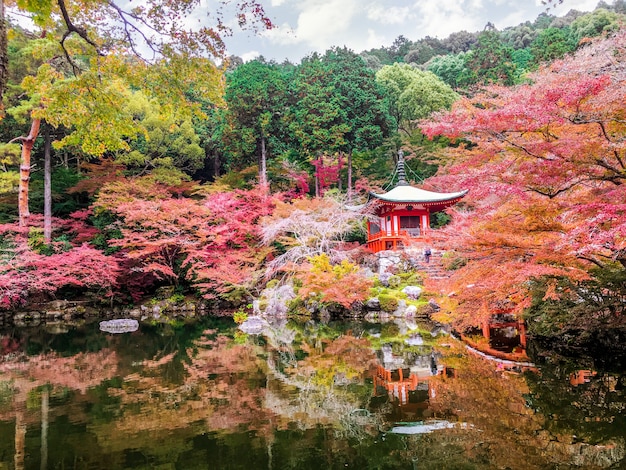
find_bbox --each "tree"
[94,177,275,300]
[376,63,458,134]
[319,48,393,198]
[427,52,472,89]
[421,30,626,328]
[3,0,272,228]
[440,30,478,54]
[117,91,205,179]
[261,196,365,273]
[569,8,625,43]
[530,27,576,64]
[221,60,290,187]
[2,0,272,84]
[464,30,517,86]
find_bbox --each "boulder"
[238,316,268,335]
[405,305,418,317]
[402,286,422,300]
[365,297,381,311]
[405,333,424,346]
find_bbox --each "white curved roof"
[371,184,468,204]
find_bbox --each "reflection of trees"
[525,360,626,444]
[3,318,624,469]
[264,323,381,441]
[420,342,625,469]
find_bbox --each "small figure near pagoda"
[365,151,467,253]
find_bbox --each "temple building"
[366,151,467,253]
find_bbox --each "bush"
[378,294,399,312]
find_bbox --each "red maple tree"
[420,31,626,326]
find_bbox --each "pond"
[0,316,624,470]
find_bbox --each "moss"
[287,297,308,316]
[168,293,186,304]
[378,294,399,312]
[397,271,424,287]
[265,279,279,289]
[387,275,401,288]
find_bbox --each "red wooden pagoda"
[366,152,467,253]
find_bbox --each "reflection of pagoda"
[365,151,467,253]
[371,346,455,422]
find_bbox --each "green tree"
[2,0,271,227]
[427,52,472,89]
[117,92,205,181]
[464,30,517,86]
[375,63,458,134]
[530,27,577,64]
[289,55,350,179]
[570,8,624,43]
[220,60,290,187]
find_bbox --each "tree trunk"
[40,389,49,470]
[213,152,221,179]
[259,132,267,188]
[18,118,41,227]
[347,150,353,203]
[43,125,52,243]
[0,0,8,106]
[314,159,320,198]
[14,410,25,470]
[337,153,342,192]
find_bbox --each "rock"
[393,299,407,317]
[365,298,380,310]
[405,333,424,346]
[428,299,441,311]
[405,305,418,317]
[430,324,450,337]
[402,286,422,300]
[378,273,392,287]
[364,312,379,322]
[128,309,142,319]
[99,319,139,334]
[262,284,296,317]
[238,316,268,335]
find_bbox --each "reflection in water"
[0,318,622,469]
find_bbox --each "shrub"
[378,294,399,312]
[296,254,373,309]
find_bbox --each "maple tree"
[295,254,373,310]
[421,30,626,328]
[261,196,366,273]
[94,177,275,300]
[3,0,273,228]
[0,237,120,307]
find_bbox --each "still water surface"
[0,316,623,469]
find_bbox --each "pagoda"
[366,151,467,253]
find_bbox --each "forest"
[0,0,625,354]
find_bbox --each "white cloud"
[411,0,484,38]
[367,5,413,25]
[365,28,387,49]
[241,50,262,62]
[551,0,604,12]
[223,0,606,62]
[261,22,299,45]
[292,0,359,49]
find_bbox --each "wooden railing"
[367,229,420,253]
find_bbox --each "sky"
[220,0,607,62]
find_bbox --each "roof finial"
[396,150,408,186]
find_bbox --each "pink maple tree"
[420,31,626,327]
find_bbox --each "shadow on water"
[0,315,623,469]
